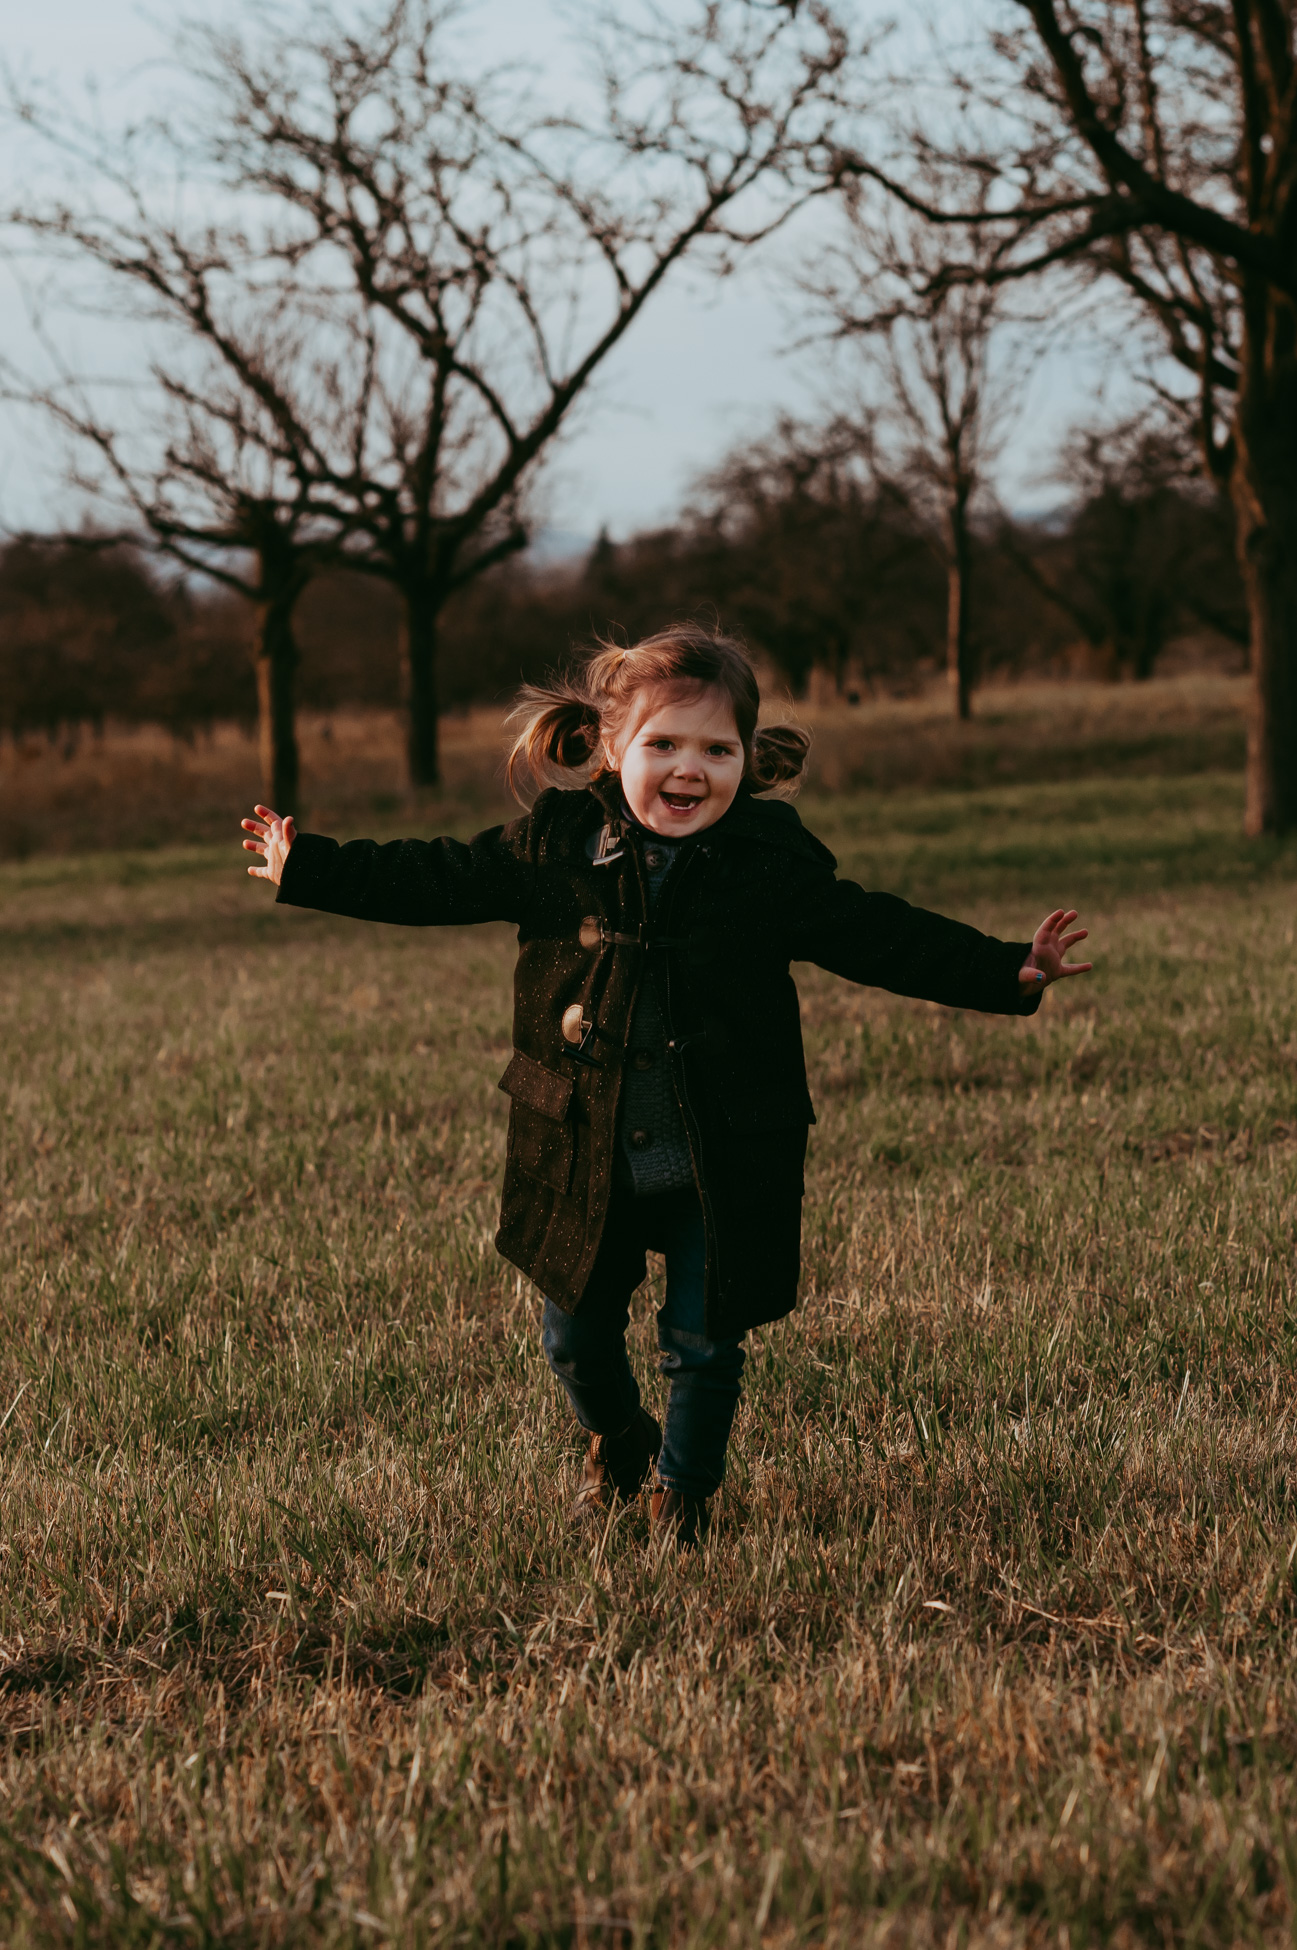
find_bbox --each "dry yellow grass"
[795,671,1247,793]
[0,709,512,860]
[0,672,1248,859]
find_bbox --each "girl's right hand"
[241,805,297,887]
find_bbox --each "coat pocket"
[498,1051,575,1194]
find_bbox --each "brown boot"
[569,1407,662,1527]
[649,1483,710,1550]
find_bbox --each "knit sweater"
[617,833,696,1196]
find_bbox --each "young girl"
[242,627,1090,1547]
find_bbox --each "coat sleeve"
[275,816,535,928]
[789,870,1042,1017]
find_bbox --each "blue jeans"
[541,1187,745,1499]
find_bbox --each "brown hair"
[506,623,810,802]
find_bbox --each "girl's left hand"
[1019,908,1092,990]
[241,805,297,886]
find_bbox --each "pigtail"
[506,682,602,801]
[748,722,811,796]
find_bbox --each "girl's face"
[607,683,744,838]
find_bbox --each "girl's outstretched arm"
[791,873,1092,1016]
[239,802,536,928]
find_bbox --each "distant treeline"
[0,427,1246,743]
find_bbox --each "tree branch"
[1014,0,1289,288]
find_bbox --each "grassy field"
[5,740,1297,1943]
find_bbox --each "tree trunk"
[946,492,975,721]
[255,584,302,815]
[401,580,442,791]
[1132,617,1160,682]
[1234,315,1297,834]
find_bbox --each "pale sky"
[0,0,1130,544]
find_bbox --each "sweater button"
[629,1129,653,1149]
[631,1050,654,1071]
[644,849,665,871]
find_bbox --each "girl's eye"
[707,745,734,758]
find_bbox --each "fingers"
[242,804,292,888]
[1058,961,1094,978]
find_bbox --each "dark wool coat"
[278,779,1041,1339]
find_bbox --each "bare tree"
[686,415,938,695]
[4,0,859,793]
[1000,408,1247,678]
[1,181,388,809]
[824,0,1297,832]
[3,358,358,812]
[803,198,1025,718]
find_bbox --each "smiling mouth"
[660,791,703,812]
